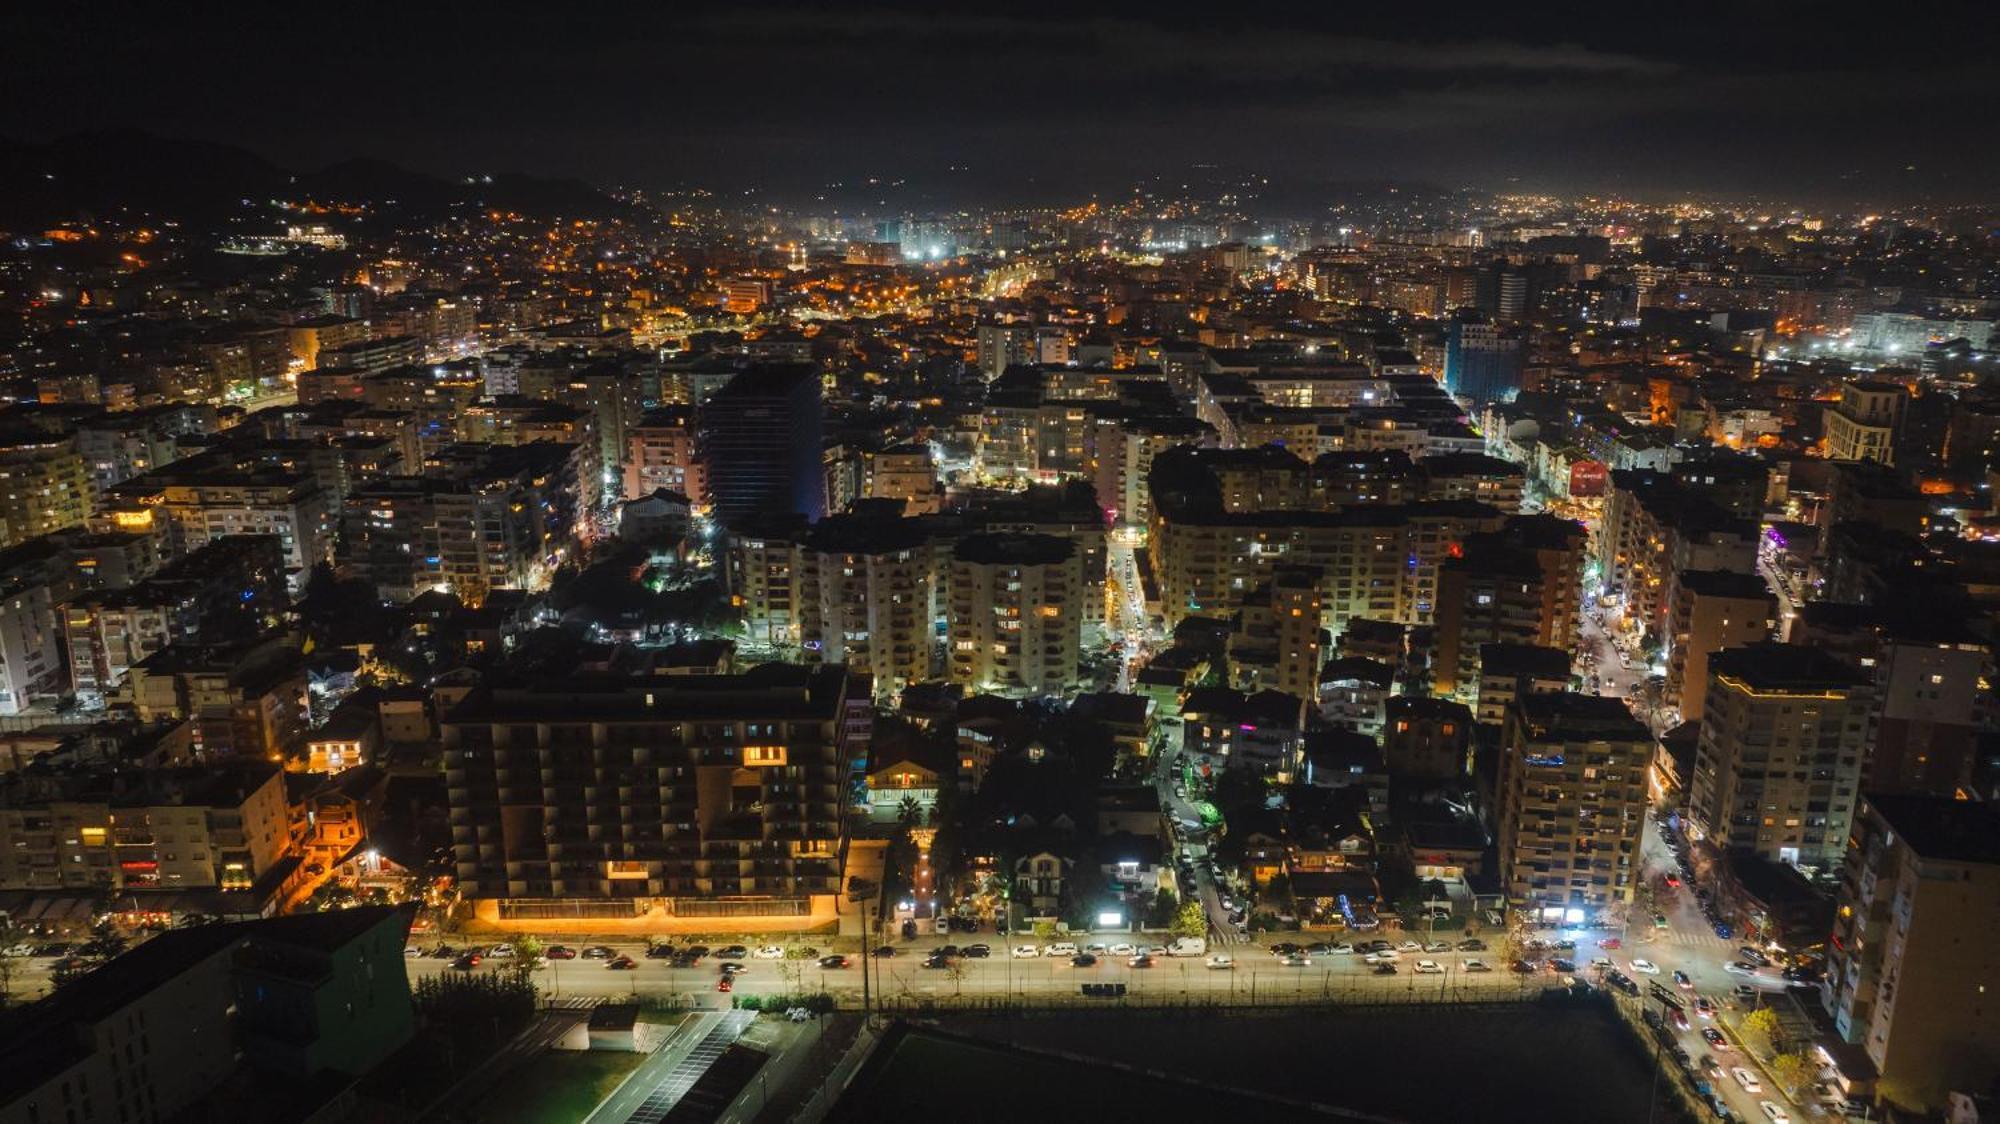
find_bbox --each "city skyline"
[3,3,1998,208]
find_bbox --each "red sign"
[1569,460,1609,497]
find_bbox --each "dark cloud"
[1,2,1994,205]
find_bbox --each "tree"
[49,958,90,992]
[778,943,815,990]
[1769,1051,1815,1095]
[1170,900,1208,940]
[1031,919,1057,942]
[1739,1006,1781,1058]
[505,934,544,990]
[1145,888,1179,929]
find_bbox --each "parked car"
[1011,944,1041,958]
[962,944,991,959]
[1045,942,1079,957]
[752,945,786,960]
[715,945,748,960]
[486,944,515,959]
[547,946,578,960]
[870,945,899,958]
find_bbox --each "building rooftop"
[1865,794,2000,865]
[1513,692,1649,743]
[1676,569,1774,600]
[1709,642,1868,693]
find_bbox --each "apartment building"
[1497,692,1652,921]
[947,532,1083,696]
[1821,795,2000,1111]
[1690,643,1871,871]
[443,665,855,920]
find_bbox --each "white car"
[1464,959,1491,973]
[1082,943,1109,955]
[1204,954,1234,970]
[1395,940,1422,953]
[1327,942,1353,954]
[1415,960,1444,974]
[1044,942,1078,957]
[1733,1067,1763,1094]
[1,943,32,958]
[1629,959,1660,975]
[1363,951,1398,964]
[486,944,514,958]
[752,945,786,959]
[1011,944,1041,959]
[1759,1103,1789,1124]
[1107,942,1136,956]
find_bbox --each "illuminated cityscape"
[0,6,1996,1123]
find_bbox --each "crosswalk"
[1646,928,1732,951]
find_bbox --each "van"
[1166,937,1206,957]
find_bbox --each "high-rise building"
[624,405,707,506]
[947,533,1083,695]
[1822,795,2000,1111]
[975,322,1035,380]
[1690,643,1871,870]
[1664,569,1776,724]
[1441,311,1524,405]
[1431,515,1586,703]
[0,436,93,548]
[1824,380,1906,466]
[863,443,942,515]
[700,364,826,526]
[1227,567,1325,701]
[795,516,936,697]
[1497,692,1651,922]
[444,665,855,916]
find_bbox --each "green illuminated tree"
[1769,1051,1815,1095]
[1739,1006,1780,1057]
[1170,900,1208,940]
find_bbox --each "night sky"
[4,2,1995,206]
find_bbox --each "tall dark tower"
[699,363,826,526]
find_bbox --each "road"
[1510,814,1812,1123]
[408,936,1570,1006]
[1758,547,1803,642]
[1106,529,1155,693]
